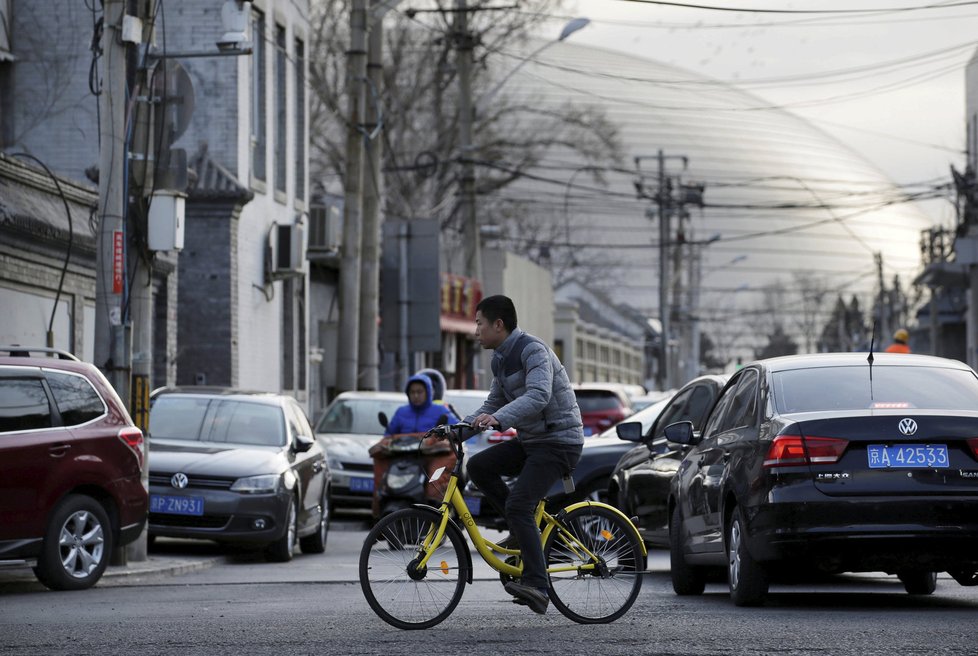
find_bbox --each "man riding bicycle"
[464,295,584,614]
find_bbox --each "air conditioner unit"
[271,223,305,278]
[307,203,341,252]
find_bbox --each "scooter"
[368,413,457,520]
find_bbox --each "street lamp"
[459,15,590,284]
[474,17,590,112]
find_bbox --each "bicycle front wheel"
[359,507,468,630]
[544,504,645,624]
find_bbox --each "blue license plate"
[867,444,949,469]
[350,476,374,493]
[150,494,204,516]
[464,496,481,516]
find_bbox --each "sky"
[537,0,978,227]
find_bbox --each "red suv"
[573,384,635,436]
[0,347,147,590]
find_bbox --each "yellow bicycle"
[359,422,647,629]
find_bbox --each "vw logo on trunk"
[898,418,918,436]
[171,472,189,489]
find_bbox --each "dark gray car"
[147,388,330,561]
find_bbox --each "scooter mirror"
[378,412,389,428]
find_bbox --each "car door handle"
[48,444,71,458]
[721,450,730,463]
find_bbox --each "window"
[0,378,52,432]
[45,371,105,426]
[250,8,267,182]
[208,401,285,447]
[274,24,287,194]
[720,370,758,431]
[294,37,306,200]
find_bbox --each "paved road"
[2,519,977,655]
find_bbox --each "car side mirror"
[616,421,644,442]
[378,412,389,429]
[663,421,695,446]
[293,434,315,453]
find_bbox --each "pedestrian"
[385,373,459,436]
[463,294,584,615]
[885,328,911,354]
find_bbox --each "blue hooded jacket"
[385,373,459,435]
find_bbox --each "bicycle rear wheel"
[359,507,468,630]
[544,504,644,624]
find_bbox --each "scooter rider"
[385,373,460,436]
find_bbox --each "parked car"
[666,353,978,606]
[608,375,728,547]
[314,391,404,511]
[462,395,671,529]
[0,346,147,590]
[573,383,634,436]
[148,388,329,561]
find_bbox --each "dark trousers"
[466,438,582,590]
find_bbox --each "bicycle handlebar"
[424,421,474,441]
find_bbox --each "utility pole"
[95,0,130,401]
[876,252,889,342]
[337,0,368,393]
[455,0,479,283]
[358,6,383,390]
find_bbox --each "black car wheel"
[726,506,769,606]
[577,476,610,504]
[669,505,705,595]
[34,494,113,591]
[898,570,937,595]
[265,496,297,562]
[300,488,331,554]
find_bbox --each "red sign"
[113,230,124,294]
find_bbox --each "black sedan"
[147,388,331,561]
[608,374,727,547]
[666,353,978,606]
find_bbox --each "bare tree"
[791,270,828,353]
[308,0,622,279]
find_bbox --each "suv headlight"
[328,455,343,470]
[230,474,281,494]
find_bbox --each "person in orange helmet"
[885,328,911,354]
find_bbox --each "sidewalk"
[0,553,220,590]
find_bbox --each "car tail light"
[763,434,848,468]
[118,426,145,470]
[488,428,517,444]
[968,438,978,461]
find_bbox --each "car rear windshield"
[575,390,624,412]
[772,364,978,414]
[150,397,286,446]
[315,398,403,435]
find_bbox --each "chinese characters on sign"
[113,230,124,294]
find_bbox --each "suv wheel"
[265,496,297,562]
[727,506,769,606]
[34,495,113,591]
[299,488,331,554]
[670,505,705,595]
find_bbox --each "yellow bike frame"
[414,469,646,578]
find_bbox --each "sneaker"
[504,581,549,615]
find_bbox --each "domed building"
[475,40,935,370]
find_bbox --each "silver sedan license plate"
[867,444,949,469]
[150,494,204,516]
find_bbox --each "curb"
[0,555,220,589]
